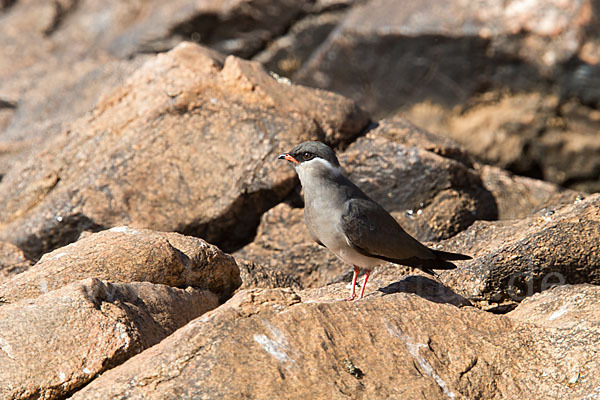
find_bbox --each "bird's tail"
[420,249,472,273]
[433,249,472,261]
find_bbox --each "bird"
[278,141,471,300]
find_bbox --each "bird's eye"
[303,152,314,160]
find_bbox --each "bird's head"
[278,141,340,168]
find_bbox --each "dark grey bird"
[278,141,471,300]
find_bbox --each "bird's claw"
[342,295,357,302]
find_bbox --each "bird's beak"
[278,153,299,164]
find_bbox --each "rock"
[237,258,302,291]
[0,0,154,176]
[293,0,600,191]
[296,0,595,115]
[508,284,600,329]
[158,0,314,59]
[0,278,218,400]
[478,164,582,220]
[0,241,31,284]
[70,285,600,399]
[439,193,600,306]
[424,93,600,193]
[0,42,368,259]
[254,9,347,78]
[0,0,317,177]
[0,227,240,304]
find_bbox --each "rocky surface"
[509,283,600,329]
[0,241,31,284]
[0,0,318,177]
[71,284,600,400]
[287,0,600,191]
[478,164,581,220]
[0,42,368,259]
[439,193,600,307]
[0,226,241,305]
[237,258,302,291]
[1,3,599,398]
[0,278,218,400]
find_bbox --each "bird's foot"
[342,295,357,302]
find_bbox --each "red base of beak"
[279,153,299,164]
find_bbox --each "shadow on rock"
[378,275,471,307]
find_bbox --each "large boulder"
[70,284,600,399]
[0,0,316,176]
[0,278,218,400]
[0,42,368,259]
[439,193,600,307]
[292,0,600,191]
[0,227,240,304]
[478,164,581,220]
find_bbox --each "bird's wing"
[341,198,436,263]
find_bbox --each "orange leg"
[358,269,371,299]
[344,266,360,301]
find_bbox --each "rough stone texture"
[0,241,31,284]
[293,0,600,191]
[478,164,583,220]
[0,278,218,400]
[296,0,596,115]
[411,94,600,192]
[254,9,347,78]
[0,42,368,259]
[237,258,302,290]
[147,0,314,59]
[438,193,600,306]
[0,227,241,305]
[509,284,600,329]
[0,0,317,177]
[71,285,600,400]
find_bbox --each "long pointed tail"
[433,249,472,261]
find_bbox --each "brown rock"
[0,42,368,259]
[439,193,600,306]
[418,93,600,193]
[254,9,348,77]
[508,284,600,329]
[70,285,600,399]
[478,164,583,220]
[237,258,302,290]
[0,227,240,304]
[293,0,600,191]
[296,0,594,114]
[0,241,31,283]
[0,0,316,176]
[0,278,218,400]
